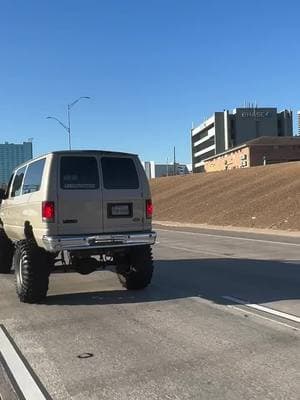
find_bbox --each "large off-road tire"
[116,245,154,290]
[0,229,14,274]
[13,240,51,303]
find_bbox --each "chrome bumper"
[42,232,157,252]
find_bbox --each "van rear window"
[101,157,139,189]
[60,157,99,190]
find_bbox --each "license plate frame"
[107,203,133,218]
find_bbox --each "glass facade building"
[0,141,33,185]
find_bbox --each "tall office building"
[191,107,293,173]
[298,111,300,135]
[0,141,33,185]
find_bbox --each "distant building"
[0,141,33,185]
[142,161,156,180]
[191,107,293,173]
[298,111,300,135]
[204,136,300,172]
[155,163,189,177]
[186,164,193,173]
[142,161,190,179]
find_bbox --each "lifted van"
[0,151,156,303]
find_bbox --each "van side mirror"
[0,188,6,200]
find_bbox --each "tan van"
[0,151,156,303]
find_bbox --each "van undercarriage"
[0,227,155,303]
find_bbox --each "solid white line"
[157,242,230,257]
[156,228,300,247]
[0,326,48,400]
[190,295,300,331]
[222,296,300,324]
[228,305,300,331]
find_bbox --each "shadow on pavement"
[45,257,300,307]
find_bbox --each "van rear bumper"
[42,232,157,252]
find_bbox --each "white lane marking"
[0,326,49,400]
[190,295,300,331]
[157,242,230,257]
[222,296,300,324]
[156,228,300,247]
[228,305,300,331]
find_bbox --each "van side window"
[5,174,14,198]
[22,158,46,194]
[101,157,139,189]
[60,156,99,190]
[11,166,27,197]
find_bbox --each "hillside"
[150,162,300,231]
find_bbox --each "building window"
[193,137,215,154]
[230,119,236,146]
[277,119,283,136]
[192,129,212,143]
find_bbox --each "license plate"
[109,203,132,217]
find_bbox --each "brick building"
[204,136,300,172]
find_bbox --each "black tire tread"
[117,245,154,290]
[14,240,50,303]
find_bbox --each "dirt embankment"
[150,162,300,231]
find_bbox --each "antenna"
[173,146,176,176]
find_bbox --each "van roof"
[13,150,138,171]
[51,150,137,156]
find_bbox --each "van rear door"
[57,155,103,235]
[100,156,145,233]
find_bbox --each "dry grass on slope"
[150,162,300,231]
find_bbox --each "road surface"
[0,226,299,399]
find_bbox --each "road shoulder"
[154,220,300,241]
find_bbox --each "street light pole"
[47,96,90,150]
[67,104,71,150]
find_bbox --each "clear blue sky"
[0,0,299,164]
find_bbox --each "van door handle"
[63,219,78,224]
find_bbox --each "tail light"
[42,201,55,222]
[146,199,153,219]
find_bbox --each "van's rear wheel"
[0,229,14,274]
[116,245,154,290]
[14,240,51,303]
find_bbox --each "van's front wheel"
[14,240,51,303]
[116,245,154,290]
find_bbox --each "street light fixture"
[46,96,90,150]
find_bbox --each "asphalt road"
[0,226,299,399]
